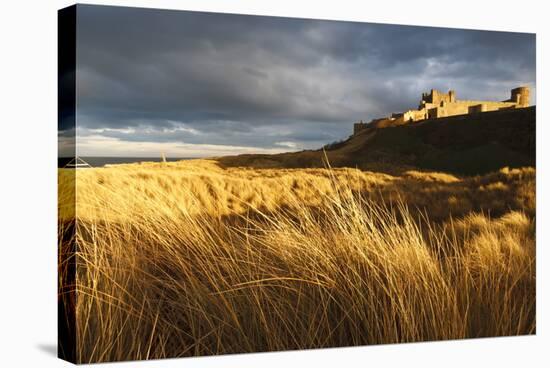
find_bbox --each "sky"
[64,4,536,158]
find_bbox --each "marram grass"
[58,160,535,363]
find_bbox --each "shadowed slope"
[217,107,535,175]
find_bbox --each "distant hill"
[217,106,535,176]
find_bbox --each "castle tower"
[510,86,530,107]
[448,90,456,103]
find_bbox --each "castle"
[354,86,530,134]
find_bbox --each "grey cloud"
[77,118,345,151]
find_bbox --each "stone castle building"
[354,86,530,134]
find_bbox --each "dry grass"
[58,160,535,363]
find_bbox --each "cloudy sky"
[69,4,536,157]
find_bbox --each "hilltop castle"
[354,86,530,134]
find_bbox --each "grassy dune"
[58,160,535,363]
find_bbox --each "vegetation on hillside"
[218,107,535,175]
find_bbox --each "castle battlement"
[354,86,530,134]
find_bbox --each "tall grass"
[58,161,535,363]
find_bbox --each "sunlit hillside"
[58,160,535,363]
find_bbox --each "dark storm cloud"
[75,4,535,153]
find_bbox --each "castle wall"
[354,86,530,134]
[403,109,427,122]
[428,100,518,119]
[353,122,368,135]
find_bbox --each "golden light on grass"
[58,160,535,363]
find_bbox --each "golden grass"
[58,160,535,363]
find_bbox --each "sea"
[58,157,193,168]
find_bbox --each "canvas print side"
[57,5,77,364]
